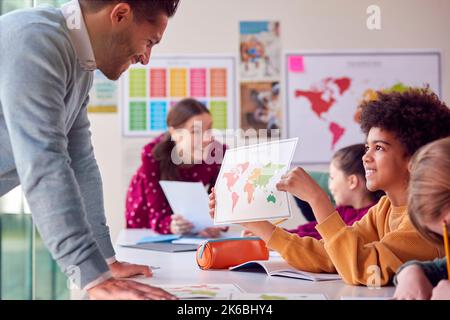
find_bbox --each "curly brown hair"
[360,88,450,157]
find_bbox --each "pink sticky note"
[289,55,305,73]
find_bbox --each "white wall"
[89,0,450,242]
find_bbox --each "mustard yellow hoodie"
[267,196,444,285]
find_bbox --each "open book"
[229,260,341,281]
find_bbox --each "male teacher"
[0,0,179,300]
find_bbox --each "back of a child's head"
[359,87,450,157]
[332,144,384,201]
[408,137,450,244]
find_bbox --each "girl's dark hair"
[152,98,210,181]
[332,144,384,201]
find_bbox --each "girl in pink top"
[125,99,227,237]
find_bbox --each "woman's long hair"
[152,98,210,181]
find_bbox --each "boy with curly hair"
[209,88,450,286]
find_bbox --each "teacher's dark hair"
[80,0,180,22]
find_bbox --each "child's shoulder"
[142,134,166,154]
[372,195,391,211]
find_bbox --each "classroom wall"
[88,0,450,242]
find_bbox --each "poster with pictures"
[239,21,282,136]
[88,70,118,113]
[239,21,281,80]
[240,81,281,135]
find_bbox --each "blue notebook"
[122,243,199,253]
[136,234,182,244]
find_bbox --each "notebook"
[229,259,341,281]
[121,243,199,252]
[136,234,182,244]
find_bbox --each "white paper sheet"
[159,181,213,233]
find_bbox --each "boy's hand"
[241,229,255,237]
[208,188,216,219]
[276,167,335,223]
[276,167,325,204]
[394,264,433,300]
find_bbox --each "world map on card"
[222,162,285,212]
[214,138,298,224]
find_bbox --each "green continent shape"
[254,163,285,188]
[266,194,276,203]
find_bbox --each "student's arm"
[0,24,108,288]
[315,200,443,286]
[67,96,115,263]
[125,149,172,233]
[265,200,390,276]
[395,258,448,287]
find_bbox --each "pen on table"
[443,221,450,280]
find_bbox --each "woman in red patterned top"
[125,98,228,237]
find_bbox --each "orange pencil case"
[196,237,269,270]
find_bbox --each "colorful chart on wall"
[214,138,298,225]
[121,56,236,136]
[285,51,441,164]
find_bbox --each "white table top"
[115,229,395,300]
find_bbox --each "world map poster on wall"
[285,51,441,164]
[121,56,236,137]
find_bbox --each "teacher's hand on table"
[88,278,177,300]
[109,261,153,278]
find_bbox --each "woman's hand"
[276,167,334,223]
[208,188,276,242]
[394,264,433,300]
[170,214,194,235]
